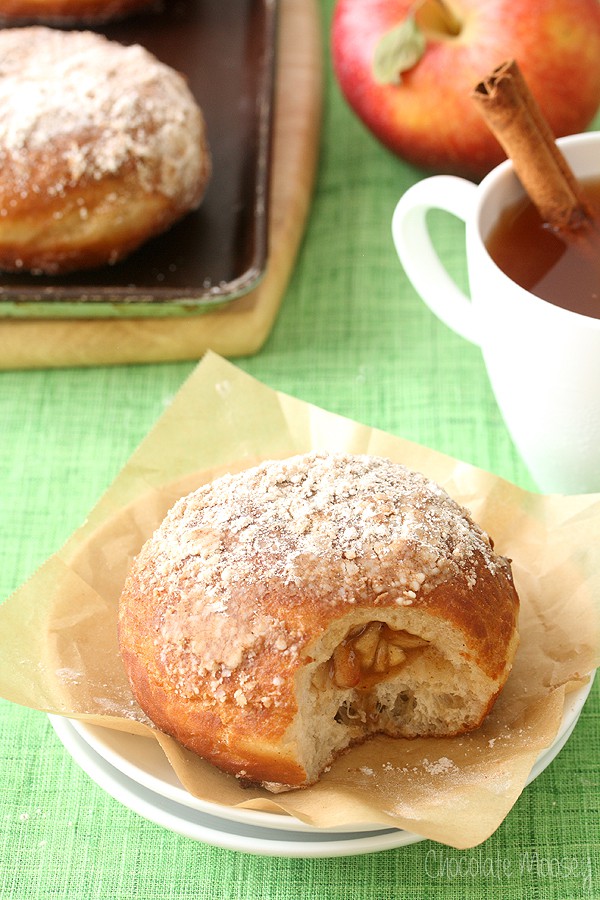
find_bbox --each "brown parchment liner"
[1,351,598,849]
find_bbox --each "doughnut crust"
[118,452,520,792]
[0,0,155,24]
[0,27,211,274]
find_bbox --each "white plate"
[49,674,594,857]
[49,715,421,857]
[68,717,387,834]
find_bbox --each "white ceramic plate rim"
[50,672,594,846]
[49,714,422,857]
[69,718,391,834]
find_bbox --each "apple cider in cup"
[485,177,600,320]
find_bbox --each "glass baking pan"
[0,0,277,318]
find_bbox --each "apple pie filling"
[308,621,432,730]
[328,621,430,690]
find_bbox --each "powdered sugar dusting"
[0,27,207,202]
[130,452,505,701]
[357,756,458,778]
[421,756,457,776]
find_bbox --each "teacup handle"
[391,175,480,346]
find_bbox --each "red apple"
[331,0,600,180]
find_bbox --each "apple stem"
[414,0,462,37]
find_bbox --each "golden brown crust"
[118,452,520,790]
[120,643,309,787]
[0,27,211,274]
[418,556,518,683]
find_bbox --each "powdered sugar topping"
[0,27,207,201]
[131,452,505,700]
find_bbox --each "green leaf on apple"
[373,16,426,85]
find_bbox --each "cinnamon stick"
[472,59,593,234]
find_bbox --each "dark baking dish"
[0,0,277,318]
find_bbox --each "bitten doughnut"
[0,27,211,275]
[118,452,520,793]
[0,0,155,25]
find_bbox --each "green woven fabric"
[1,1,599,895]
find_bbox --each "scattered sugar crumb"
[215,380,231,398]
[421,756,457,775]
[485,772,513,794]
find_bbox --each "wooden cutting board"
[0,0,322,369]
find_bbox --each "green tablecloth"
[1,2,598,896]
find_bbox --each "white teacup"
[391,131,600,495]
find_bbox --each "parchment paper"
[1,351,598,848]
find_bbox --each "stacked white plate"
[49,675,594,858]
